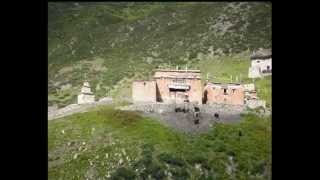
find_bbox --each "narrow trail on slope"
[48,101,112,121]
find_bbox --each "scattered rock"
[118,158,123,165]
[73,153,78,159]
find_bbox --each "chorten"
[77,81,95,104]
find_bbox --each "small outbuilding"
[248,48,272,78]
[203,82,245,105]
[132,80,156,103]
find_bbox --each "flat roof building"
[203,82,244,105]
[132,69,202,104]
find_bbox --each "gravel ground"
[142,111,242,133]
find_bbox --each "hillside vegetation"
[48,2,271,107]
[49,105,271,180]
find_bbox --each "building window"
[257,61,260,63]
[223,89,227,95]
[232,89,236,94]
[143,82,146,86]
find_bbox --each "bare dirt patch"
[142,111,242,133]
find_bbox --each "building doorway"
[203,90,208,104]
[169,88,188,103]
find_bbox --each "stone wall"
[118,102,245,115]
[119,102,176,113]
[246,99,266,109]
[78,94,95,104]
[48,105,58,113]
[200,104,245,114]
[243,84,255,91]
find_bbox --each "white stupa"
[77,81,95,104]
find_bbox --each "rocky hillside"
[48,2,271,107]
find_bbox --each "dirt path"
[143,111,242,133]
[48,101,112,120]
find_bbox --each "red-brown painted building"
[132,69,246,106]
[154,69,202,104]
[132,69,202,104]
[203,82,244,105]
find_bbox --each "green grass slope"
[48,2,271,107]
[49,105,271,179]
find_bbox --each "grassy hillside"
[48,2,271,107]
[49,105,271,179]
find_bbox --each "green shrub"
[150,164,166,179]
[211,140,226,152]
[251,160,267,175]
[133,144,154,169]
[186,154,211,170]
[141,162,166,180]
[157,153,185,167]
[170,167,190,180]
[199,172,218,180]
[111,167,136,180]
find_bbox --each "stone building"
[77,81,95,104]
[243,83,266,108]
[248,48,272,78]
[132,69,202,104]
[243,83,257,100]
[132,80,156,103]
[203,82,245,105]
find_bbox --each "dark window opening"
[223,89,227,95]
[169,88,186,92]
[143,82,146,86]
[214,113,219,119]
[194,107,200,112]
[232,89,236,93]
[262,66,271,73]
[203,90,208,104]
